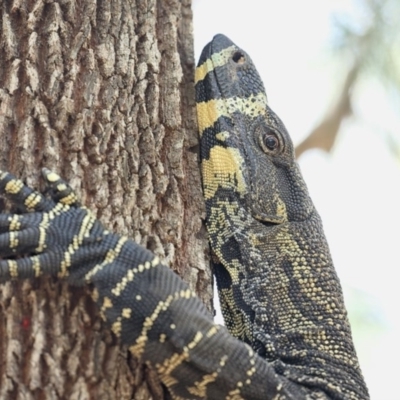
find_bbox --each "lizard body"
[0,34,369,399]
[196,35,369,399]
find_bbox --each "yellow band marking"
[122,308,132,319]
[59,192,78,206]
[155,324,222,396]
[195,45,235,83]
[36,212,50,252]
[8,260,18,278]
[25,193,42,210]
[202,145,246,200]
[85,236,128,282]
[206,325,220,338]
[58,211,97,278]
[5,179,23,194]
[129,289,196,358]
[59,252,71,278]
[156,330,203,386]
[9,231,18,249]
[110,256,160,296]
[9,215,21,231]
[32,256,42,277]
[187,354,228,397]
[36,202,69,254]
[100,296,113,320]
[196,93,267,135]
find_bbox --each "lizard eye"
[258,131,281,154]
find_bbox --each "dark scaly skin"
[0,35,369,399]
[196,34,369,399]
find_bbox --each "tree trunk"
[0,1,210,399]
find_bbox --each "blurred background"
[193,1,400,399]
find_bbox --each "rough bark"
[0,1,210,399]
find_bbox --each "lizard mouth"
[259,219,281,228]
[252,211,286,227]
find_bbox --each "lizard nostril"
[232,51,245,64]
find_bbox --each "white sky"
[193,1,400,399]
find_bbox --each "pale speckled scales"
[0,35,369,399]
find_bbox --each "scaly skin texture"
[0,35,369,399]
[0,171,303,400]
[195,35,369,399]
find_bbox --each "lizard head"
[196,34,315,231]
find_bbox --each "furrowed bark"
[0,1,210,398]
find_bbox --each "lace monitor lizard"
[0,34,369,399]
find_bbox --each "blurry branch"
[295,0,400,159]
[295,65,358,158]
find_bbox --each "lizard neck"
[211,202,357,375]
